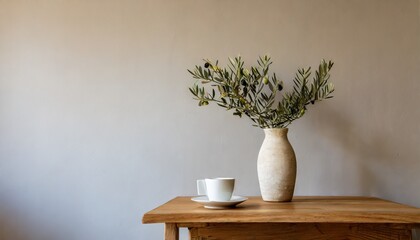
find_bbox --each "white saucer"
[191,196,248,209]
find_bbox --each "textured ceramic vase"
[257,128,296,202]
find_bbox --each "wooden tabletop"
[142,196,420,224]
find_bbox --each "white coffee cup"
[197,178,235,201]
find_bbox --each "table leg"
[164,223,179,240]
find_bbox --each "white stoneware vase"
[257,128,296,202]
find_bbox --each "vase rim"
[262,128,289,133]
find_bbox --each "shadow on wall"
[0,210,56,240]
[0,216,32,240]
[306,104,415,198]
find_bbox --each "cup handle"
[197,179,207,195]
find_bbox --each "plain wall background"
[1,0,419,239]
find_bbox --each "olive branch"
[188,56,334,128]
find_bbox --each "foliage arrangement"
[188,56,334,128]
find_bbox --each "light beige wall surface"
[0,0,419,239]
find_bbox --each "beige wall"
[0,0,419,239]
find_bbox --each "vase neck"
[263,128,289,138]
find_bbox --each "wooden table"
[142,196,420,240]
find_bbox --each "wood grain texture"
[189,223,413,240]
[142,196,420,224]
[164,223,178,240]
